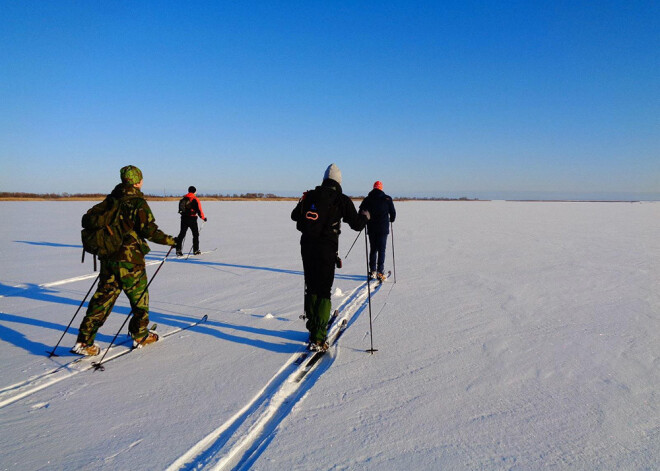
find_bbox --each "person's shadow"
[0,282,306,358]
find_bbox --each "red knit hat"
[373,181,383,190]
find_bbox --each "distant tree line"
[391,196,479,201]
[0,191,289,200]
[1,192,479,201]
[0,192,107,199]
[201,193,281,199]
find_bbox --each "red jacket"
[182,193,206,219]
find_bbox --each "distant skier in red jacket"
[176,186,207,256]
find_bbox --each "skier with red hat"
[359,180,396,282]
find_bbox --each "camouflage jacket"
[106,183,175,265]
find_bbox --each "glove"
[171,236,180,247]
[360,209,370,221]
[203,218,208,222]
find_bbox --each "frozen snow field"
[0,200,658,470]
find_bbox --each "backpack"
[81,196,132,259]
[296,188,340,238]
[178,196,192,215]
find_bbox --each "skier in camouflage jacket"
[73,165,177,355]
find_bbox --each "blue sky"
[1,1,658,199]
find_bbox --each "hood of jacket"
[367,188,385,198]
[321,178,343,194]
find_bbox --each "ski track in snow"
[166,279,388,471]
[0,337,134,409]
[103,439,144,464]
[0,260,163,297]
[0,315,207,408]
[0,254,190,407]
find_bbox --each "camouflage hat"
[120,165,143,185]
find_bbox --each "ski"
[0,315,208,409]
[294,318,348,382]
[295,310,339,364]
[294,274,391,379]
[179,248,217,259]
[92,314,208,371]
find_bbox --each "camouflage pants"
[77,260,150,344]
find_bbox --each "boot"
[71,342,101,356]
[133,331,159,348]
[308,339,329,352]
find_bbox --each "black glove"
[336,256,343,269]
[360,209,370,220]
[203,218,208,222]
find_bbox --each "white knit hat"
[323,163,342,185]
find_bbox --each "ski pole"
[185,220,206,260]
[391,221,396,284]
[47,273,101,357]
[344,229,363,259]
[364,229,377,354]
[92,246,173,371]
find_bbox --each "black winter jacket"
[291,179,366,249]
[359,189,396,235]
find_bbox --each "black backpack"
[81,196,135,263]
[296,188,340,238]
[178,196,192,215]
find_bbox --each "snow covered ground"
[0,200,658,470]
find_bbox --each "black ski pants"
[301,242,336,299]
[176,216,199,252]
[300,242,337,342]
[368,231,388,274]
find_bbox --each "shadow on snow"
[166,257,364,282]
[2,242,366,360]
[0,282,307,359]
[12,239,365,281]
[14,240,83,249]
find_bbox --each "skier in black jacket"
[291,164,369,351]
[359,181,396,281]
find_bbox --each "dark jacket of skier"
[359,187,396,235]
[291,179,366,250]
